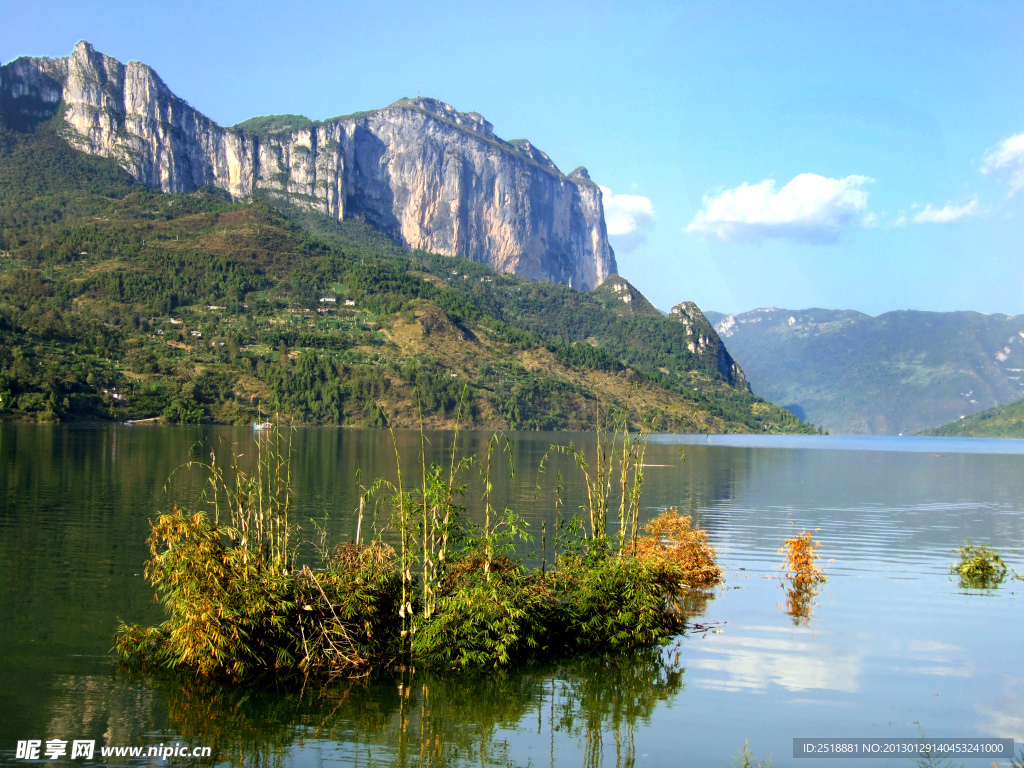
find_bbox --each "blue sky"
[4,0,1024,316]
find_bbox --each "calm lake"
[1,426,1022,767]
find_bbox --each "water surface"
[1,426,1021,766]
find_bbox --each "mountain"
[922,397,1024,437]
[0,118,809,433]
[924,397,1024,438]
[704,307,1024,435]
[0,41,614,290]
[669,302,748,389]
[591,274,665,320]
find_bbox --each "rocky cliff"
[0,42,616,289]
[669,302,749,389]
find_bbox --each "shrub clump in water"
[115,419,723,679]
[778,527,826,625]
[951,541,1008,590]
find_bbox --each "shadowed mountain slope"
[705,307,1024,435]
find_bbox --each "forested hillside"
[0,122,809,433]
[922,397,1024,437]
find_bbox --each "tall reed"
[168,414,294,569]
[541,401,650,554]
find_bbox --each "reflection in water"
[45,675,164,762]
[979,677,1024,742]
[694,626,862,694]
[780,582,822,626]
[899,640,971,678]
[90,649,685,768]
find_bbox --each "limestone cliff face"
[0,42,616,289]
[670,301,749,389]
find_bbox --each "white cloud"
[911,197,980,224]
[981,132,1024,193]
[600,186,655,252]
[686,173,873,243]
[860,212,880,228]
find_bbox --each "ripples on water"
[1,426,1022,767]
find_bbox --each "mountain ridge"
[0,42,615,290]
[923,396,1024,437]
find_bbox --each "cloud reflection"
[895,639,972,678]
[692,626,862,693]
[978,677,1024,742]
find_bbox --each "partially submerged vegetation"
[778,527,826,625]
[115,416,723,679]
[731,740,773,768]
[951,541,1008,590]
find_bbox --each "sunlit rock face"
[670,301,749,389]
[0,42,617,290]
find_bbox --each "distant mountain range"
[704,307,1024,435]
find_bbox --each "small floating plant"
[951,541,1008,590]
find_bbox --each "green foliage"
[951,541,1008,589]
[0,122,811,433]
[163,395,205,424]
[410,561,551,667]
[116,420,724,679]
[553,554,689,651]
[115,508,298,678]
[232,114,317,137]
[116,432,404,678]
[292,544,404,675]
[926,396,1024,438]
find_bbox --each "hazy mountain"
[704,307,1024,435]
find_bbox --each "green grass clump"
[410,557,551,667]
[951,541,1008,589]
[555,553,693,651]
